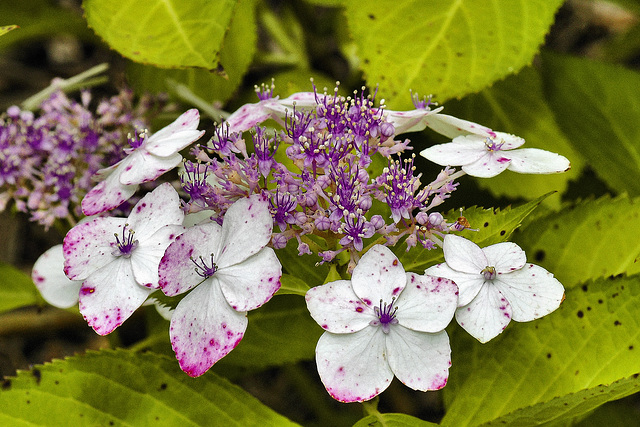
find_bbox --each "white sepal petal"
[419,138,487,167]
[79,258,153,335]
[305,280,374,334]
[81,168,136,216]
[315,328,393,403]
[170,280,248,377]
[483,242,526,274]
[216,194,273,269]
[351,245,406,307]
[216,247,281,312]
[425,263,485,307]
[506,148,571,174]
[395,273,458,332]
[158,223,222,297]
[127,183,184,238]
[493,264,565,322]
[461,153,511,178]
[442,234,487,274]
[63,217,126,280]
[118,151,182,185]
[132,224,184,289]
[386,327,451,391]
[32,244,81,309]
[455,284,512,343]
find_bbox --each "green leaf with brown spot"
[442,275,640,426]
[344,0,564,108]
[0,349,299,426]
[514,194,640,289]
[83,0,238,69]
[398,193,549,273]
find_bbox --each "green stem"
[21,63,109,110]
[166,78,229,122]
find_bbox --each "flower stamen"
[481,265,496,280]
[112,224,138,258]
[370,298,399,334]
[191,254,218,278]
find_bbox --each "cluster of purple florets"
[182,86,461,268]
[0,89,166,228]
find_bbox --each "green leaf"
[83,0,237,69]
[482,375,640,426]
[126,0,257,104]
[441,274,640,426]
[542,52,640,196]
[354,413,439,427]
[0,262,40,313]
[277,273,310,296]
[574,395,640,427]
[344,0,564,108]
[0,0,90,50]
[398,193,548,273]
[0,25,18,37]
[279,239,330,288]
[442,66,584,208]
[513,194,640,289]
[0,349,299,426]
[218,295,321,368]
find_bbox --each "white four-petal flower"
[305,245,458,403]
[82,109,205,215]
[158,194,282,377]
[425,234,565,343]
[419,132,570,178]
[64,183,185,335]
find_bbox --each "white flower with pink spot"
[32,244,82,309]
[158,194,282,377]
[82,109,205,215]
[419,132,571,178]
[305,245,458,403]
[224,92,318,133]
[425,235,565,343]
[63,183,185,335]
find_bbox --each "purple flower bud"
[294,211,307,225]
[298,242,311,256]
[272,233,288,249]
[315,216,331,231]
[358,195,372,211]
[428,212,444,227]
[370,214,385,230]
[415,211,429,225]
[380,122,395,139]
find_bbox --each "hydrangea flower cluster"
[0,89,167,228]
[183,85,474,270]
[31,82,570,402]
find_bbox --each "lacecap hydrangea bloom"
[28,81,570,399]
[306,245,458,402]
